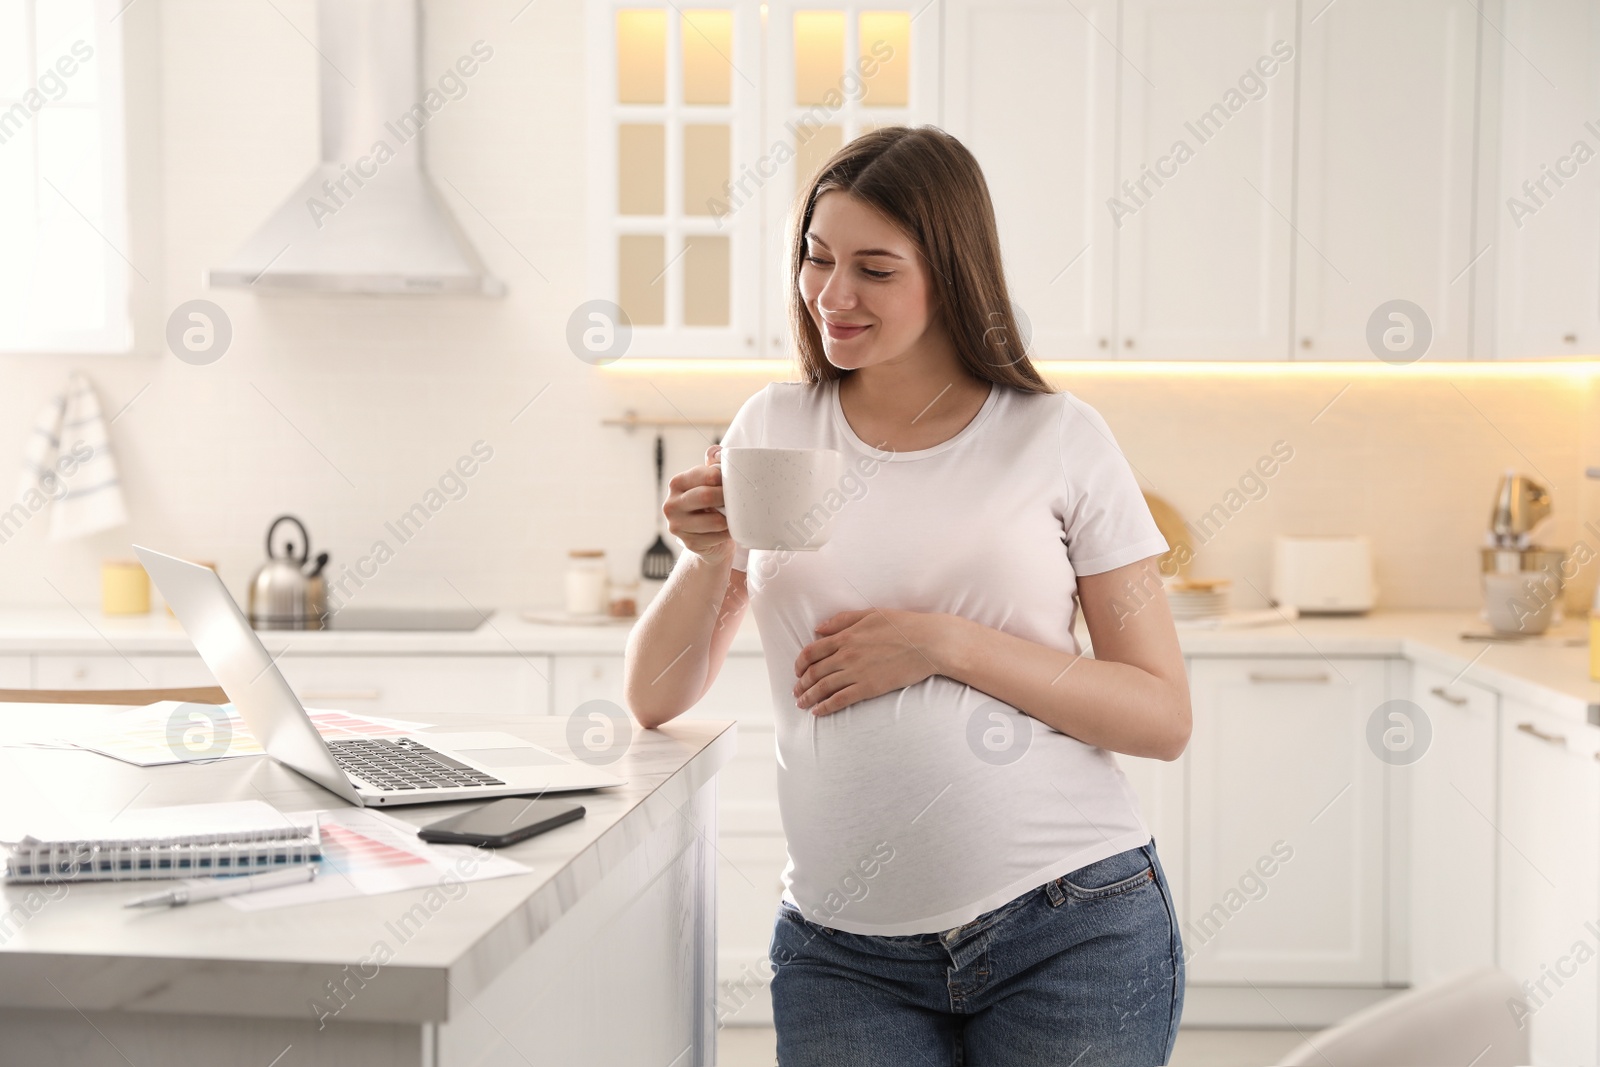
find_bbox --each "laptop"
[134,546,627,806]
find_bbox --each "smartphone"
[417,797,585,848]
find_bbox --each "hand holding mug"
[664,445,734,566]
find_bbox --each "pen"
[123,864,319,908]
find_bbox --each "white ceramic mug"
[713,447,846,551]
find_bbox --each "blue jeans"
[768,839,1184,1066]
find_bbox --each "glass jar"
[565,550,609,615]
[608,579,639,618]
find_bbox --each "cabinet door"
[1406,665,1498,984]
[942,0,1119,358]
[1186,657,1388,983]
[1116,0,1297,359]
[1294,0,1479,360]
[1497,699,1600,1066]
[1492,0,1600,357]
[274,656,549,726]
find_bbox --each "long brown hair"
[787,125,1052,394]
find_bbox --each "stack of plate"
[1167,579,1230,620]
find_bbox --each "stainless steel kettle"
[248,515,330,629]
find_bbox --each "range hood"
[208,0,503,295]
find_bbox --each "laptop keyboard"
[328,737,506,791]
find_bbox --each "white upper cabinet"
[1294,0,1480,361]
[942,0,1119,358]
[1491,0,1600,358]
[594,0,1597,360]
[1115,0,1298,360]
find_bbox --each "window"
[0,0,129,353]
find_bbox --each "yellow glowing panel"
[617,9,667,104]
[683,124,731,216]
[858,12,909,107]
[618,124,665,215]
[683,235,731,326]
[793,11,845,106]
[794,123,843,192]
[682,9,734,104]
[619,234,666,326]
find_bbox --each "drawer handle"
[298,689,383,701]
[1517,721,1566,747]
[1248,671,1330,684]
[1429,686,1468,707]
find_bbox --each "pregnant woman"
[623,125,1190,1066]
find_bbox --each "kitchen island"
[0,712,734,1066]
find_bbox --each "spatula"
[642,432,675,579]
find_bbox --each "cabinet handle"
[1248,671,1330,684]
[1098,337,1109,349]
[1429,686,1468,707]
[1300,337,1312,349]
[1564,333,1578,344]
[298,689,383,701]
[1517,721,1566,747]
[1124,337,1135,349]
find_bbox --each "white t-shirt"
[719,378,1170,936]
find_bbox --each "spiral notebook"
[2,800,321,883]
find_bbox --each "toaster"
[1271,536,1376,614]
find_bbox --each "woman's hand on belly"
[792,609,954,716]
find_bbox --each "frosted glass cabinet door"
[760,2,940,359]
[942,0,1119,359]
[1294,0,1479,361]
[1115,0,1297,360]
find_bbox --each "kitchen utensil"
[642,433,674,580]
[712,447,846,551]
[247,515,329,629]
[1271,536,1376,614]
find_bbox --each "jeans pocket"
[1059,847,1156,902]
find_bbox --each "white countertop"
[1,605,1593,721]
[0,714,734,1022]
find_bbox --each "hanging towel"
[17,372,129,540]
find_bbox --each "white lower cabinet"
[32,653,216,690]
[1185,657,1390,984]
[1406,664,1499,985]
[1118,747,1189,926]
[553,651,789,1030]
[274,656,549,723]
[1497,698,1600,1067]
[0,656,30,687]
[715,832,789,1028]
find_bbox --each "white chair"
[1276,968,1530,1066]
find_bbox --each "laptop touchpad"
[454,746,571,768]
